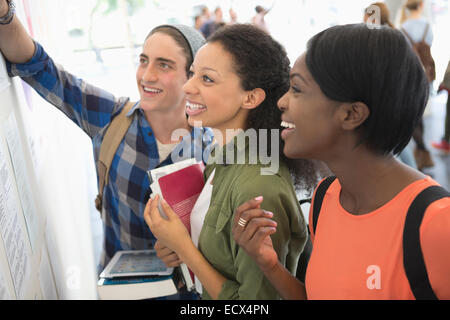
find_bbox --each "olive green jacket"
[199,132,307,300]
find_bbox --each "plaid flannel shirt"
[7,42,214,268]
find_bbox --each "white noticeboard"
[0,48,98,299]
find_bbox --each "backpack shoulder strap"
[312,176,337,234]
[421,23,430,42]
[95,100,135,212]
[403,185,450,300]
[296,177,335,283]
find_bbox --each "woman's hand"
[232,196,279,273]
[144,195,191,254]
[154,240,183,268]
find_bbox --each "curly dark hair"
[208,24,322,193]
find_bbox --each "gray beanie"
[151,24,205,58]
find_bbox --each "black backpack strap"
[296,176,335,282]
[312,176,336,234]
[403,185,450,300]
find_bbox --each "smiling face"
[183,42,250,134]
[278,53,343,160]
[136,32,188,113]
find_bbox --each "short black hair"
[306,23,429,155]
[208,24,319,191]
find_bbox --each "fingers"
[165,256,183,268]
[158,252,182,267]
[240,217,277,243]
[154,240,164,251]
[154,241,182,267]
[160,197,177,220]
[233,196,264,227]
[144,197,153,227]
[234,216,277,248]
[158,250,183,267]
[144,195,165,231]
[155,240,175,256]
[232,207,274,241]
[248,226,277,250]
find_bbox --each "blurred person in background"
[200,5,211,24]
[251,5,272,34]
[229,8,238,25]
[400,0,435,171]
[194,15,203,31]
[200,6,224,38]
[432,60,450,152]
[195,5,210,31]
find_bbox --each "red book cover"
[158,163,205,234]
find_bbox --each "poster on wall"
[0,139,31,299]
[4,113,40,253]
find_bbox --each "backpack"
[402,23,436,83]
[298,176,449,300]
[95,101,135,213]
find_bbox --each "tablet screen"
[101,250,173,278]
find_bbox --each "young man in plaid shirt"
[0,0,211,270]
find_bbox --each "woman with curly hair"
[144,24,319,300]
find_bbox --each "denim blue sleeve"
[6,41,128,138]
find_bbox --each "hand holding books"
[145,159,206,292]
[145,194,196,292]
[147,158,205,234]
[144,195,191,254]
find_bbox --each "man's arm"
[0,0,124,138]
[0,0,35,63]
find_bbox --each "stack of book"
[97,250,177,300]
[98,159,206,299]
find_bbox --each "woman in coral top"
[232,24,450,300]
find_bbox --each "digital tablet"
[100,250,174,278]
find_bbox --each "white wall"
[0,0,100,299]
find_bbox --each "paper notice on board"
[0,142,31,299]
[0,53,11,92]
[4,113,39,252]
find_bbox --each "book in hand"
[148,158,205,291]
[97,250,177,300]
